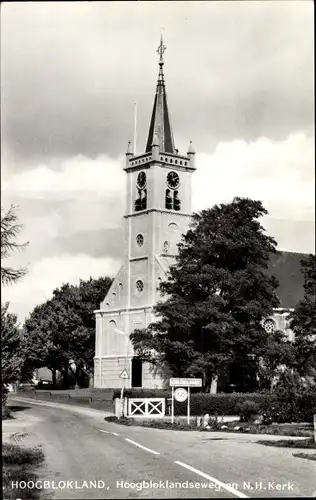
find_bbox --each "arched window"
[112,292,117,305]
[135,189,142,211]
[141,189,147,210]
[109,320,116,332]
[168,223,179,255]
[118,283,123,300]
[165,189,172,210]
[173,190,181,211]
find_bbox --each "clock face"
[167,171,180,189]
[137,171,146,190]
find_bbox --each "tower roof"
[145,36,175,154]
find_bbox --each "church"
[93,38,307,391]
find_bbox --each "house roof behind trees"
[268,251,308,309]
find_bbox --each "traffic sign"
[120,369,129,379]
[174,387,188,402]
[170,378,202,387]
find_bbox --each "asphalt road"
[4,397,315,499]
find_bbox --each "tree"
[131,197,280,391]
[1,205,28,285]
[1,205,29,404]
[1,303,24,403]
[23,277,112,388]
[257,329,295,392]
[22,300,69,388]
[289,254,316,379]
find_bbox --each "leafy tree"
[1,303,25,403]
[131,197,280,391]
[257,329,295,392]
[23,277,112,388]
[22,300,70,387]
[1,205,28,285]
[290,254,316,378]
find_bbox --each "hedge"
[174,393,276,416]
[113,389,276,416]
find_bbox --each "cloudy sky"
[1,1,314,322]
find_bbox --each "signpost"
[169,378,202,425]
[120,369,129,417]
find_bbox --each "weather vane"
[157,35,166,64]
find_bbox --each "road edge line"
[125,438,160,455]
[174,460,248,499]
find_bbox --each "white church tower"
[94,37,196,388]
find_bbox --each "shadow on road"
[8,405,32,413]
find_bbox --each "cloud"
[1,1,313,164]
[2,154,125,199]
[2,254,121,323]
[2,131,314,322]
[193,132,315,224]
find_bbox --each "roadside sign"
[120,369,129,379]
[170,378,202,387]
[170,378,203,425]
[174,388,188,403]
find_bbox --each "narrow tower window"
[173,190,181,211]
[165,189,173,210]
[135,189,142,212]
[135,172,147,212]
[141,189,147,210]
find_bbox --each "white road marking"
[125,438,160,455]
[174,461,248,499]
[99,429,119,436]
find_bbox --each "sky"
[1,1,314,322]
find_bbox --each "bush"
[264,371,316,423]
[236,400,260,422]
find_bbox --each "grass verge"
[3,443,45,499]
[104,416,313,436]
[257,438,316,449]
[293,452,316,461]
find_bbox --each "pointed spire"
[145,36,175,154]
[126,140,133,156]
[187,140,196,168]
[187,141,195,154]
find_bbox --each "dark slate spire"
[145,35,175,154]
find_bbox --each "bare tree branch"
[1,205,29,285]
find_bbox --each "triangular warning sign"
[120,369,129,379]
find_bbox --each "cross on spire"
[156,35,166,64]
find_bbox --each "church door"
[131,358,143,388]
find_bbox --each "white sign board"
[170,378,202,387]
[174,388,188,402]
[120,369,129,379]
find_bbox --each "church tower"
[94,37,196,389]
